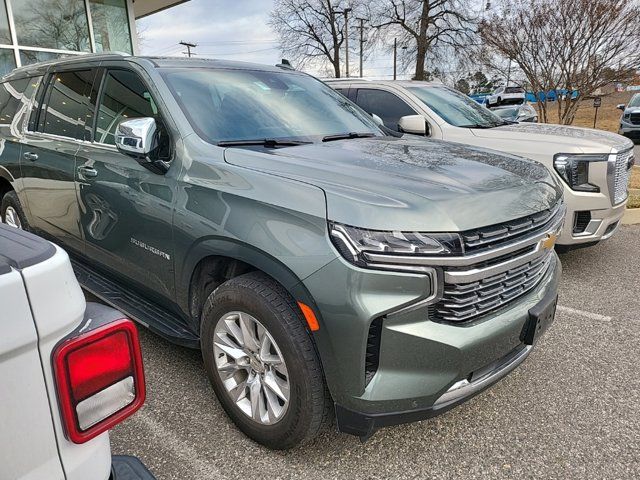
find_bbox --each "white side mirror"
[371,113,384,127]
[398,115,428,136]
[617,104,626,111]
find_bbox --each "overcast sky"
[136,0,409,79]
[138,1,283,65]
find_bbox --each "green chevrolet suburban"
[0,54,563,449]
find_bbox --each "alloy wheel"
[213,311,290,425]
[4,206,22,229]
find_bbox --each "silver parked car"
[618,93,640,143]
[491,103,538,123]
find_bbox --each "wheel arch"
[0,167,14,198]
[179,237,323,335]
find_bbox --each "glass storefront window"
[0,1,11,44]
[12,0,91,52]
[90,0,132,54]
[19,50,63,66]
[0,48,15,76]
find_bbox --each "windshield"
[407,86,507,128]
[161,68,381,144]
[629,94,640,108]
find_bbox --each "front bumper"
[619,122,640,141]
[300,250,561,438]
[557,191,626,246]
[110,456,156,480]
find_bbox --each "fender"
[176,236,332,332]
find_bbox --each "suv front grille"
[461,203,562,253]
[630,112,640,125]
[613,149,633,205]
[433,251,553,323]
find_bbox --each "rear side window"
[355,88,416,131]
[505,87,524,94]
[0,77,41,132]
[95,69,157,145]
[39,70,97,140]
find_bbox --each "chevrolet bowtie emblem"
[541,233,558,250]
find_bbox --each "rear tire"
[1,191,28,230]
[200,271,330,449]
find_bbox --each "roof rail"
[3,52,131,78]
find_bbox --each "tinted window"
[96,69,157,145]
[505,87,524,94]
[40,70,97,139]
[0,77,41,133]
[161,68,380,144]
[355,89,416,131]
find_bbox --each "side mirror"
[617,104,626,111]
[115,117,169,174]
[370,113,384,127]
[398,115,429,136]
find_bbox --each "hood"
[470,123,633,153]
[223,137,562,232]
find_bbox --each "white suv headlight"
[553,153,606,193]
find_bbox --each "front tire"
[200,272,330,449]
[1,191,29,230]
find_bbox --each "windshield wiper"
[322,132,377,142]
[458,122,507,129]
[217,138,312,148]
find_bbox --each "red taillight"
[53,319,145,444]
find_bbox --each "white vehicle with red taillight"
[0,224,154,480]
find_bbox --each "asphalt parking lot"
[110,225,640,480]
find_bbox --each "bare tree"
[270,0,350,77]
[368,0,475,81]
[480,0,640,124]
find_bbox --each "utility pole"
[506,58,512,86]
[356,18,365,78]
[393,38,397,81]
[179,41,197,57]
[333,7,352,77]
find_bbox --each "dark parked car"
[0,54,562,449]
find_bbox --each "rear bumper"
[110,456,155,480]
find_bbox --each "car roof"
[324,78,443,88]
[1,53,297,81]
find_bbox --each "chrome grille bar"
[434,252,554,323]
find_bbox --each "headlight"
[553,153,605,193]
[329,222,462,269]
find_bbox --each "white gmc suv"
[0,224,154,480]
[328,79,635,250]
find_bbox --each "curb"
[622,208,640,225]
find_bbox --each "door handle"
[77,166,98,178]
[23,152,38,161]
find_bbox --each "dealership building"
[0,0,188,76]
